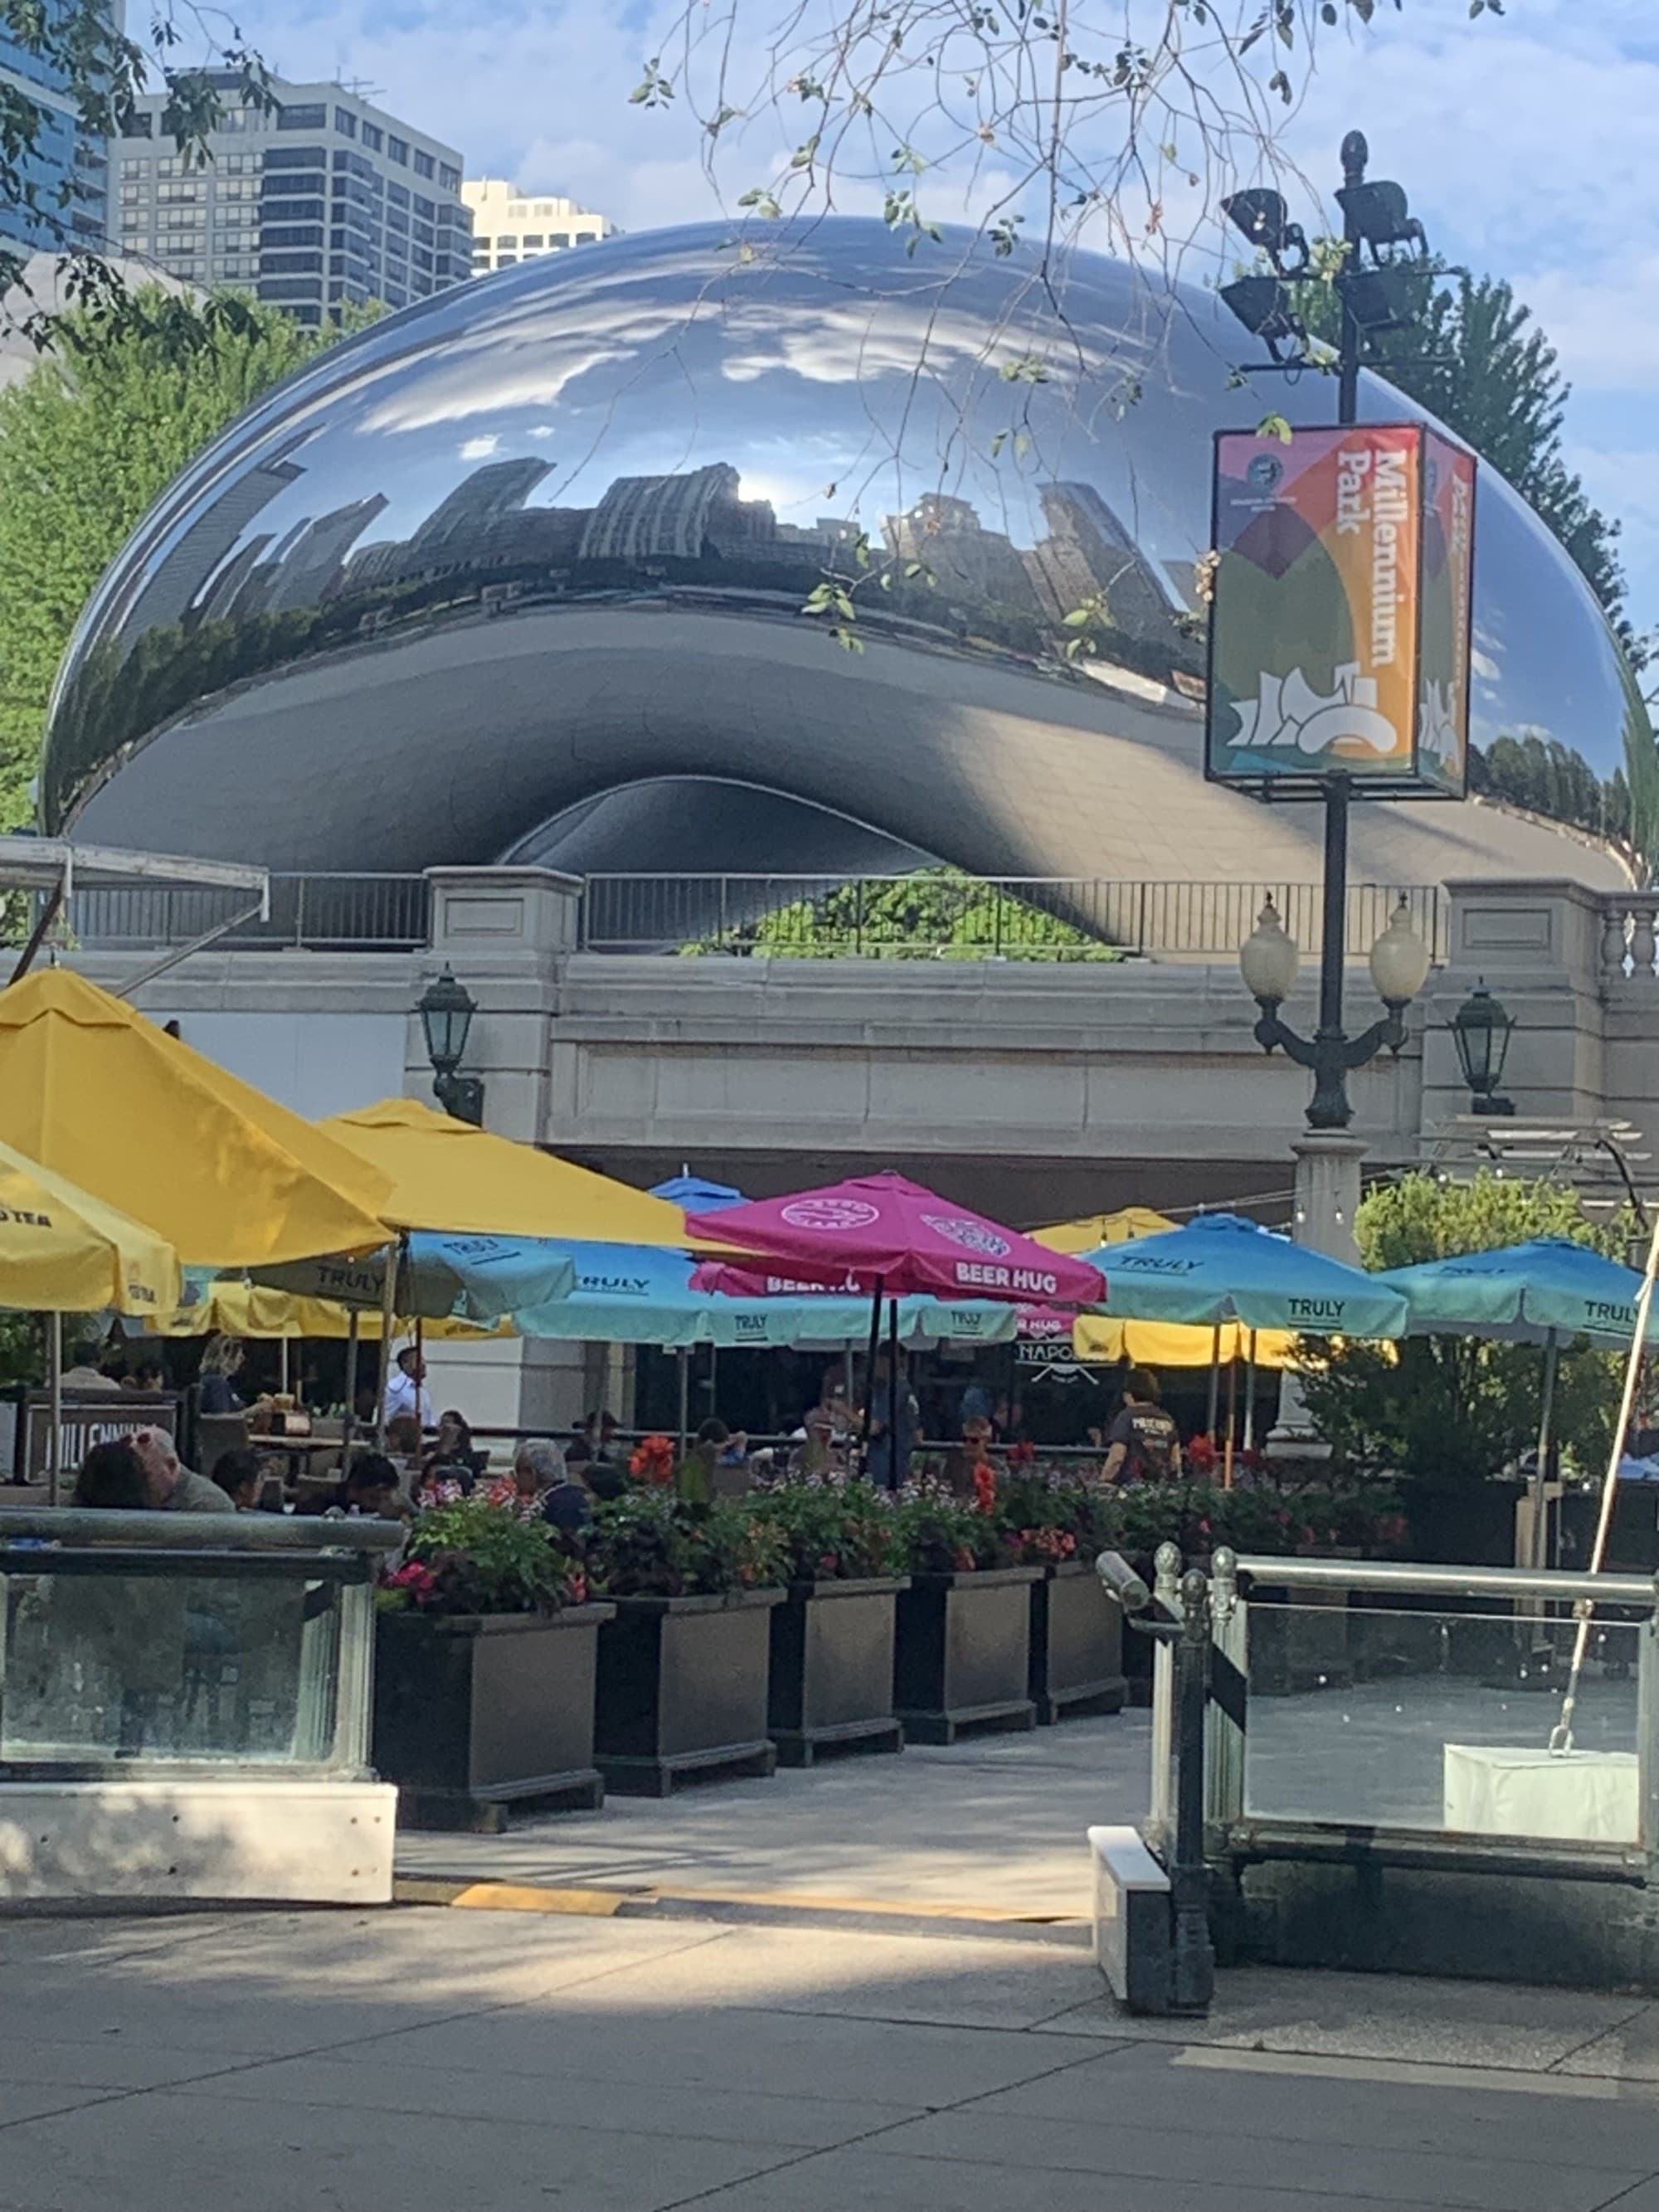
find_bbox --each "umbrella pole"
[374,1237,400,1447]
[859,1278,884,1461]
[1552,1212,1659,1752]
[1223,1354,1238,1490]
[1243,1330,1258,1454]
[343,1310,360,1445]
[1530,1329,1559,1574]
[1205,1325,1221,1440]
[279,1336,290,1399]
[676,1345,689,1454]
[46,1312,62,1507]
[888,1296,902,1486]
[415,1314,426,1434]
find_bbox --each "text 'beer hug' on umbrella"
[686,1174,1106,1307]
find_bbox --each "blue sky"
[212,0,1659,637]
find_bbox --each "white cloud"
[458,433,500,459]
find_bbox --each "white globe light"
[1369,897,1433,1008]
[1239,897,1300,1005]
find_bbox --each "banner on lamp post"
[1204,422,1475,800]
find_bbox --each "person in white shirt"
[383,1346,434,1430]
[61,1339,121,1393]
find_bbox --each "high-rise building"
[115,73,470,325]
[462,179,615,278]
[0,0,118,255]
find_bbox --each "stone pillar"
[1268,1132,1368,1454]
[414,867,589,1443]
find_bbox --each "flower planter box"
[373,1605,615,1832]
[594,1588,785,1796]
[893,1568,1042,1744]
[1029,1559,1127,1724]
[768,1577,910,1767]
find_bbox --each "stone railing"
[1600,893,1659,986]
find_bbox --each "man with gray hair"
[513,1437,595,1535]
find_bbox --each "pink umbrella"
[686,1174,1105,1306]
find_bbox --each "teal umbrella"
[1375,1237,1655,1573]
[1082,1213,1408,1339]
[508,1241,1017,1349]
[1374,1237,1654,1348]
[251,1232,577,1324]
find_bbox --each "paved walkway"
[395,1712,1151,1921]
[6,1904,1659,2210]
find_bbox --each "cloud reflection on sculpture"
[44,220,1654,888]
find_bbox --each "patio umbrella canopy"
[317,1098,699,1244]
[1032,1205,1297,1368]
[686,1173,1106,1305]
[512,1242,1019,1349]
[254,1232,576,1323]
[1376,1237,1657,1346]
[0,970,390,1266]
[1078,1213,1408,1339]
[0,1136,178,1315]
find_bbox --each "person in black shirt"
[1102,1368,1183,1483]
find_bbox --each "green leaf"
[1257,411,1293,444]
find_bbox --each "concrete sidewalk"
[394,1710,1151,1922]
[6,1903,1659,2210]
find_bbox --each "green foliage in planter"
[1297,1170,1634,1492]
[993,1468,1118,1563]
[586,1489,787,1598]
[381,1496,579,1616]
[1091,1477,1408,1561]
[893,1480,1013,1574]
[751,1475,906,1582]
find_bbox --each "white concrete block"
[0,1780,397,1905]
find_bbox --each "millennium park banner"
[1205,423,1476,800]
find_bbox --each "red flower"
[630,1434,676,1484]
[973,1464,998,1514]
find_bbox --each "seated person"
[299,1451,406,1519]
[211,1446,265,1512]
[421,1407,484,1490]
[73,1437,151,1509]
[939,1412,1001,1500]
[572,1436,627,1502]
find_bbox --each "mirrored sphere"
[46,220,1652,892]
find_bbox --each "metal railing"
[577,874,1447,963]
[69,873,431,951]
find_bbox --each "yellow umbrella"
[0,1135,179,1315]
[1032,1207,1297,1369]
[145,1281,508,1340]
[0,970,392,1267]
[316,1096,700,1244]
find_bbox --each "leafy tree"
[1298,1172,1635,1502]
[1300,261,1637,658]
[0,286,360,827]
[2,1,272,346]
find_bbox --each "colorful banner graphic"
[1205,423,1474,797]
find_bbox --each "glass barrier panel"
[1243,1597,1643,1845]
[0,1565,345,1768]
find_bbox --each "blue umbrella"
[1374,1238,1655,1347]
[510,1241,1017,1349]
[649,1174,747,1213]
[1081,1213,1408,1339]
[1375,1237,1655,1573]
[250,1231,577,1324]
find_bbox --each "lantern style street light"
[416,965,484,1125]
[1240,892,1432,1131]
[1449,980,1516,1117]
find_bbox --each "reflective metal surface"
[46,221,1653,890]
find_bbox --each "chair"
[197,1412,251,1480]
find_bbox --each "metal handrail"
[0,1509,404,1552]
[1233,1554,1659,1607]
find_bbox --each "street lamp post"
[416,965,485,1125]
[1222,131,1433,1142]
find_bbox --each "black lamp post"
[1449,980,1516,1117]
[1221,133,1433,1135]
[1241,892,1433,1130]
[417,965,484,1125]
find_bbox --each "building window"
[534,202,552,215]
[413,193,433,218]
[265,146,326,169]
[576,231,596,245]
[550,233,569,248]
[120,114,153,138]
[521,234,542,248]
[360,122,382,151]
[278,103,328,131]
[387,135,408,164]
[334,108,357,137]
[495,254,516,267]
[387,182,409,210]
[494,232,516,249]
[412,148,434,178]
